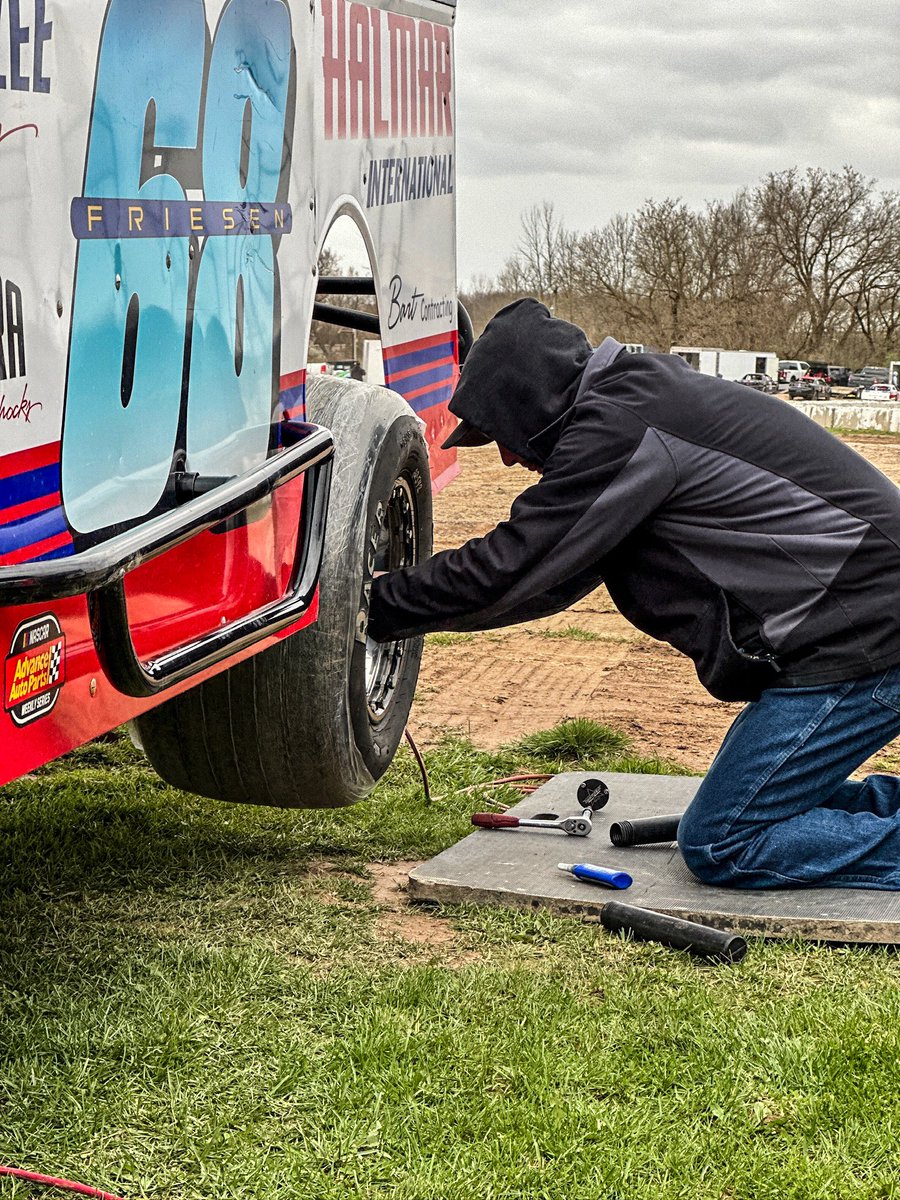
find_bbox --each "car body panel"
[860,384,900,402]
[738,373,777,393]
[0,0,460,782]
[788,376,831,400]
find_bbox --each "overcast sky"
[452,0,900,285]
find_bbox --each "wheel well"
[311,203,385,382]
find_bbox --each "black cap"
[441,418,494,450]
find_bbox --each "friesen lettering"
[0,0,53,93]
[322,0,453,141]
[70,198,293,241]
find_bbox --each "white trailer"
[671,347,779,381]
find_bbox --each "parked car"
[860,383,900,402]
[738,373,778,393]
[806,361,832,382]
[778,360,810,385]
[789,375,831,400]
[828,365,851,388]
[848,366,890,393]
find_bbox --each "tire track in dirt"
[416,633,630,735]
[414,632,735,770]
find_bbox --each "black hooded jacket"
[368,303,900,702]
[444,298,594,462]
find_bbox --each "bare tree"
[497,202,577,317]
[754,167,893,354]
[842,201,900,359]
[629,199,701,347]
[572,215,646,338]
[459,283,517,337]
[692,194,790,350]
[465,170,900,367]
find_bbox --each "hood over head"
[442,299,594,464]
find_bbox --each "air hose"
[0,1165,125,1200]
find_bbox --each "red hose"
[0,1165,125,1200]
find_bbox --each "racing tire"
[133,376,433,808]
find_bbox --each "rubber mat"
[408,772,900,943]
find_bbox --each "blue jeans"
[678,664,900,889]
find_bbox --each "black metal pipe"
[312,301,381,336]
[171,474,232,504]
[316,276,377,296]
[600,900,748,963]
[609,815,683,847]
[315,291,474,371]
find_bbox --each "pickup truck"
[1,0,465,809]
[777,360,810,385]
[848,367,890,393]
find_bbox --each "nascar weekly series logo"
[4,614,66,726]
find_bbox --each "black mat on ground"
[408,772,900,943]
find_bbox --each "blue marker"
[558,862,633,890]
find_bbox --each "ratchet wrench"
[471,811,593,837]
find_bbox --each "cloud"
[453,0,900,281]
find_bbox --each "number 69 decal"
[62,0,294,536]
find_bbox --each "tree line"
[462,168,900,367]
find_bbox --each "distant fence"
[784,398,900,433]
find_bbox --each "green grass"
[510,720,691,777]
[424,632,505,647]
[513,718,627,761]
[534,625,606,642]
[425,632,477,647]
[0,728,898,1199]
[829,426,900,439]
[425,628,630,647]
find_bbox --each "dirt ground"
[412,436,900,772]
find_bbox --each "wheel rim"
[365,476,418,724]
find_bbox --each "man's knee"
[677,809,733,886]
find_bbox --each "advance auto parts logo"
[4,614,66,726]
